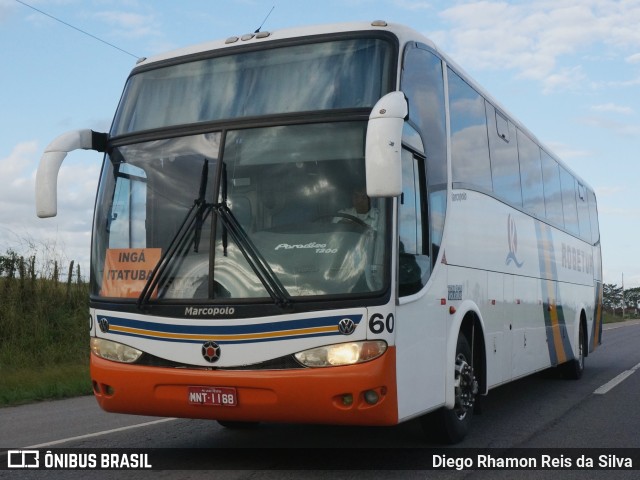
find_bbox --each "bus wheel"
[561,321,585,380]
[431,334,478,444]
[217,420,259,429]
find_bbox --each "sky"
[0,0,639,287]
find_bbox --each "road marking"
[603,320,640,331]
[594,362,640,395]
[23,418,177,448]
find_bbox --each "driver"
[335,188,379,229]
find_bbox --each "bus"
[35,20,602,443]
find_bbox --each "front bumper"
[91,347,398,426]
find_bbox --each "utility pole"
[622,273,625,318]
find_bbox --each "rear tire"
[422,333,478,444]
[561,321,585,380]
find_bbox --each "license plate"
[188,386,237,406]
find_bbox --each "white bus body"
[36,21,602,443]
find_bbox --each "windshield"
[92,122,390,302]
[111,37,393,136]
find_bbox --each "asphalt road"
[2,320,640,479]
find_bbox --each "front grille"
[136,352,305,370]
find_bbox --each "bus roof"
[135,21,429,67]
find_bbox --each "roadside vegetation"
[0,248,92,406]
[602,283,640,322]
[0,245,637,407]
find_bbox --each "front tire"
[422,333,478,444]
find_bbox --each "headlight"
[294,340,387,367]
[91,338,143,363]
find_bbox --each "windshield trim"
[93,119,394,310]
[107,109,373,149]
[129,30,399,78]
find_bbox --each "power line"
[15,0,139,60]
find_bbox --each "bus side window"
[487,103,522,207]
[401,44,447,190]
[576,182,592,242]
[540,151,564,227]
[399,148,430,296]
[400,44,448,270]
[517,129,545,218]
[449,68,492,193]
[559,166,579,236]
[588,188,600,245]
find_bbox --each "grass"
[0,364,91,406]
[0,250,92,407]
[602,311,635,324]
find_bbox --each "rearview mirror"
[35,129,107,218]
[365,91,408,197]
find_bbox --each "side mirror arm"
[35,129,107,218]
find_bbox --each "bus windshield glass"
[111,38,393,135]
[92,122,389,302]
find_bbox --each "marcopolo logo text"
[184,306,235,317]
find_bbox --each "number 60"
[369,313,394,334]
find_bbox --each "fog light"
[364,390,379,405]
[342,394,353,406]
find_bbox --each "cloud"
[580,115,640,137]
[0,0,16,23]
[607,76,640,88]
[626,53,640,64]
[93,10,160,39]
[596,185,626,197]
[544,141,592,160]
[0,141,98,275]
[393,0,434,11]
[434,0,640,93]
[0,140,37,179]
[540,66,587,94]
[591,103,634,115]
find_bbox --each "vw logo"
[98,317,110,333]
[202,341,221,363]
[338,318,356,335]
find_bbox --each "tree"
[603,283,623,311]
[625,287,640,310]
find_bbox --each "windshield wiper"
[213,201,291,308]
[137,158,291,310]
[137,159,211,310]
[213,162,291,308]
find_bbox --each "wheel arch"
[444,301,487,408]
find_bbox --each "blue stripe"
[98,314,362,344]
[110,329,340,345]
